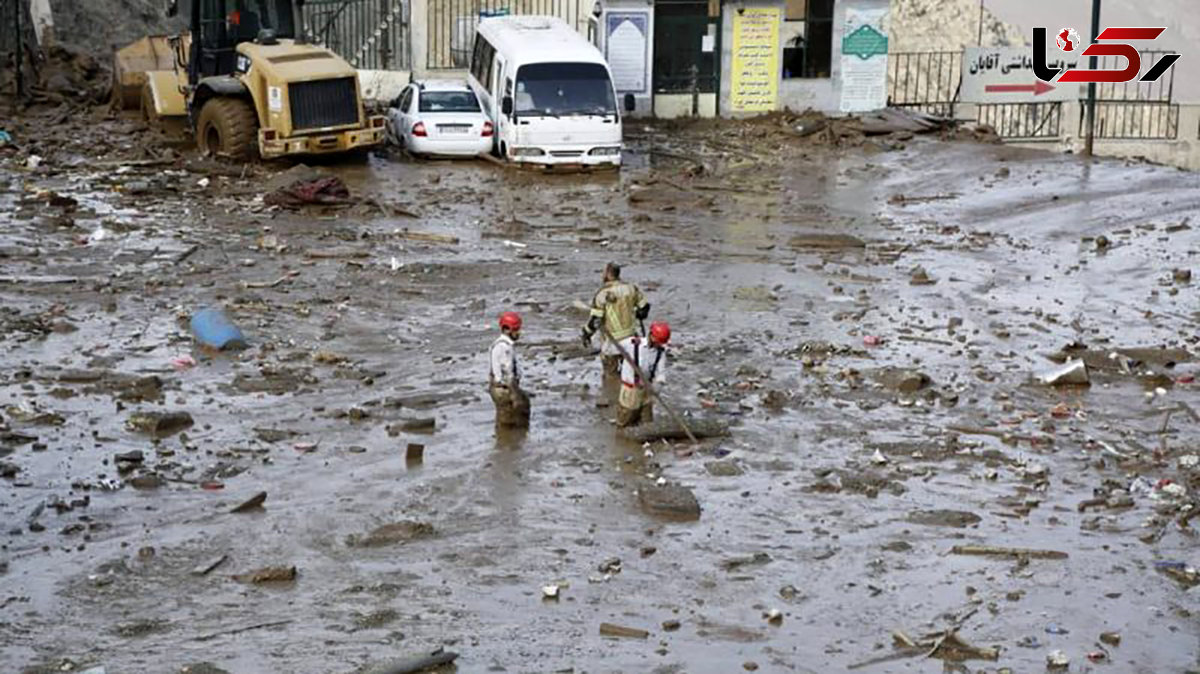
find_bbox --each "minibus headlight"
[588,146,621,156]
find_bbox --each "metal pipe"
[15,0,24,99]
[1084,0,1101,156]
[977,0,984,46]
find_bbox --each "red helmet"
[499,311,522,332]
[649,321,671,344]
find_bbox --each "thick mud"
[1,111,1198,674]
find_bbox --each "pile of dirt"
[48,0,183,56]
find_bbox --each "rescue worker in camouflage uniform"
[489,311,530,428]
[616,321,670,427]
[581,262,650,377]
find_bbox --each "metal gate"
[978,102,1062,139]
[301,0,411,70]
[426,0,582,70]
[887,51,961,118]
[1081,50,1178,140]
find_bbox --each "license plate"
[438,125,470,134]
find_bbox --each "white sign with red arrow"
[961,47,1081,103]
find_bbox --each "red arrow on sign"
[984,81,1056,96]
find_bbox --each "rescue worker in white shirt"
[616,321,670,428]
[489,311,530,428]
[581,262,651,377]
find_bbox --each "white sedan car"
[386,80,494,158]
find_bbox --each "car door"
[391,86,412,144]
[404,88,418,140]
[387,87,406,142]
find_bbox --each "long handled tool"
[599,323,699,445]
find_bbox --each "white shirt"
[617,336,666,388]
[490,335,520,386]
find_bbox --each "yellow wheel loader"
[119,0,385,160]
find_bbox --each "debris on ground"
[1039,359,1090,386]
[230,491,267,513]
[622,417,729,442]
[125,411,194,435]
[190,308,248,351]
[599,622,650,639]
[637,480,701,520]
[264,174,353,208]
[232,565,297,584]
[346,521,435,548]
[356,649,459,674]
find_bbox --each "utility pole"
[1084,0,1101,156]
[977,0,984,46]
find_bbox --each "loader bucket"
[111,33,190,110]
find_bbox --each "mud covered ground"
[1,106,1199,674]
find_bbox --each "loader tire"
[197,96,257,161]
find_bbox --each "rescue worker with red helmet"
[581,262,650,377]
[615,321,670,427]
[489,311,530,428]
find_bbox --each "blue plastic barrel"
[190,308,248,351]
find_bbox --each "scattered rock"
[347,521,435,548]
[599,622,649,639]
[788,233,865,249]
[232,565,297,584]
[720,552,771,571]
[1046,649,1069,668]
[906,509,982,528]
[230,491,267,513]
[662,619,681,631]
[191,554,228,576]
[387,417,436,435]
[705,460,743,477]
[126,411,194,435]
[1039,360,1089,386]
[129,474,165,490]
[1099,631,1121,646]
[875,367,931,393]
[909,266,936,285]
[180,663,232,674]
[637,480,701,520]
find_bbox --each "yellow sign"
[730,7,780,112]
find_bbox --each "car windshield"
[514,62,616,117]
[419,91,481,113]
[230,0,295,39]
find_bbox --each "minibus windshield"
[514,62,616,117]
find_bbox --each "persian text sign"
[730,7,780,113]
[839,6,889,112]
[962,47,1080,103]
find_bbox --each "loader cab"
[172,0,301,80]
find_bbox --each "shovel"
[599,323,698,446]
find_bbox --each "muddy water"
[1,127,1199,674]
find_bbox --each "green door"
[653,1,720,95]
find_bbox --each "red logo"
[1033,27,1180,84]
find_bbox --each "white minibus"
[468,15,632,168]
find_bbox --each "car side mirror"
[166,0,178,17]
[390,97,401,109]
[624,93,635,112]
[501,96,513,116]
